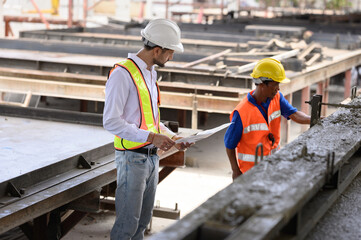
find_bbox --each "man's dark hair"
[144,44,156,51]
[144,44,169,53]
[254,80,271,86]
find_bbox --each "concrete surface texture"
[0,116,113,182]
[306,172,361,240]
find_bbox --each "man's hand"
[172,136,193,151]
[148,132,175,151]
[226,148,242,181]
[232,168,242,180]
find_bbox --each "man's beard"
[154,58,165,67]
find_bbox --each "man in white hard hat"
[103,19,191,240]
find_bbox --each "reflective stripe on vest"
[268,110,281,123]
[110,59,160,150]
[238,153,258,162]
[243,123,269,134]
[238,145,280,162]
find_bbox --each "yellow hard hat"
[250,58,290,83]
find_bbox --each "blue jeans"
[110,150,159,240]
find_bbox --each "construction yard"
[0,1,361,239]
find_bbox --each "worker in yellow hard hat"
[224,58,311,180]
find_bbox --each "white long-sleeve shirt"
[103,53,175,145]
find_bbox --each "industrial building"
[0,1,360,239]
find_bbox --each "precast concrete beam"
[0,75,245,114]
[150,95,361,240]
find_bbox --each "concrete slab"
[0,116,113,183]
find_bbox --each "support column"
[138,1,145,21]
[68,0,73,28]
[344,69,352,99]
[301,86,310,114]
[165,0,169,19]
[31,0,50,29]
[0,0,4,38]
[281,93,292,146]
[192,94,198,129]
[301,86,310,132]
[317,78,329,116]
[83,0,88,27]
[316,81,323,95]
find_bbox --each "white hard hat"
[141,19,184,53]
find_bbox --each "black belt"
[121,147,158,156]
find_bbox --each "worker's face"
[264,81,280,99]
[153,48,174,67]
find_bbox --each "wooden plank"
[298,42,321,60]
[182,49,232,68]
[236,49,299,74]
[305,53,321,66]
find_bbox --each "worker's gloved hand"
[149,133,175,151]
[172,135,193,151]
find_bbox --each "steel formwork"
[0,105,187,238]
